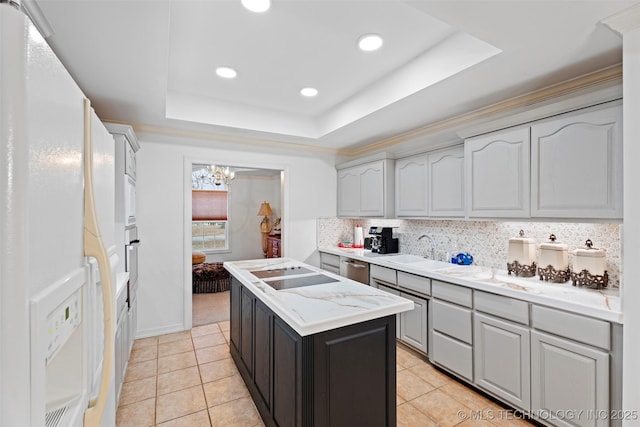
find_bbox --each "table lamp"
[258,201,273,257]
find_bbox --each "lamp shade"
[257,202,273,216]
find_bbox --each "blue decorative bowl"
[455,253,474,265]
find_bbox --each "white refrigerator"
[1,4,117,427]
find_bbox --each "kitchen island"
[224,258,413,427]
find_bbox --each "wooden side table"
[266,236,281,258]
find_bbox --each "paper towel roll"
[354,224,364,248]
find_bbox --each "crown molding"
[122,123,339,156]
[104,122,140,152]
[340,64,622,158]
[601,3,640,35]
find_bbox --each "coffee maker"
[368,226,399,254]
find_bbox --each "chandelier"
[193,165,235,188]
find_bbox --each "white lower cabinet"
[474,313,530,411]
[531,330,610,427]
[319,252,340,275]
[114,288,129,403]
[430,294,473,381]
[431,330,473,382]
[400,292,428,353]
[374,279,428,353]
[376,284,401,338]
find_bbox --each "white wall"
[620,16,640,425]
[204,174,282,263]
[135,134,337,337]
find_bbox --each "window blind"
[192,190,228,221]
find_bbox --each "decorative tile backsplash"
[317,217,621,287]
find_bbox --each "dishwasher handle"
[341,259,367,268]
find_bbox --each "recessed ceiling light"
[216,67,237,79]
[358,34,383,52]
[300,87,318,97]
[241,0,271,13]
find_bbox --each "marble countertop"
[319,246,622,324]
[224,258,415,336]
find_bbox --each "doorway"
[187,161,284,327]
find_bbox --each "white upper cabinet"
[360,162,385,216]
[531,102,623,219]
[337,168,360,217]
[428,146,465,217]
[337,159,394,218]
[395,146,464,218]
[396,155,428,217]
[465,127,531,218]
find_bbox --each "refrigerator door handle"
[82,99,114,427]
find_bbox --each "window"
[192,221,228,251]
[192,188,229,252]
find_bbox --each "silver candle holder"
[538,265,571,283]
[507,260,537,278]
[571,269,609,289]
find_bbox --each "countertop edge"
[116,272,130,297]
[225,260,414,336]
[319,246,623,324]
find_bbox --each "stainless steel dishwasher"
[339,256,370,284]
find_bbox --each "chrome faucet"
[417,234,436,260]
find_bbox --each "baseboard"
[134,323,187,340]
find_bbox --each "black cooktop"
[250,266,315,279]
[264,274,339,291]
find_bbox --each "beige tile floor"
[116,321,536,427]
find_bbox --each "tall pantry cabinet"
[105,123,140,403]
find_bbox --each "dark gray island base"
[229,276,398,427]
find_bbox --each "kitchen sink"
[384,255,452,271]
[383,254,428,264]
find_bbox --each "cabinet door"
[273,318,301,427]
[474,313,530,411]
[428,146,465,217]
[360,161,385,216]
[466,127,530,217]
[400,292,428,353]
[124,139,136,180]
[254,300,272,410]
[377,284,401,338]
[531,331,609,427]
[114,320,124,402]
[432,299,472,344]
[230,278,241,354]
[396,155,428,217]
[241,287,254,375]
[431,331,473,382]
[531,103,622,219]
[337,167,360,217]
[130,299,138,346]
